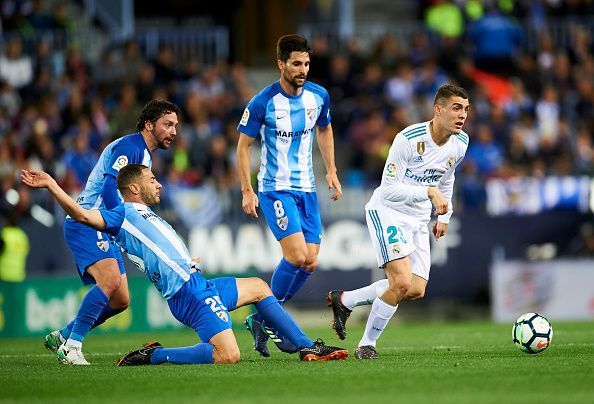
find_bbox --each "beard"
[141,189,159,206]
[158,138,171,150]
[284,71,306,88]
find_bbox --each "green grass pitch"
[1,320,593,403]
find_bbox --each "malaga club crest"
[97,240,110,252]
[306,108,317,124]
[216,311,229,322]
[277,216,288,231]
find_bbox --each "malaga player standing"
[43,99,181,365]
[23,165,348,364]
[327,84,470,359]
[236,34,342,356]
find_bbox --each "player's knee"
[253,277,272,302]
[285,250,307,267]
[215,347,241,364]
[388,279,411,297]
[97,274,122,296]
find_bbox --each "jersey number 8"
[273,200,285,218]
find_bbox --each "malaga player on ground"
[23,166,349,365]
[43,99,181,365]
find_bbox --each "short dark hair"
[136,99,181,132]
[117,164,148,194]
[433,84,469,106]
[277,34,311,62]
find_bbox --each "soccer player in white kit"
[328,84,470,359]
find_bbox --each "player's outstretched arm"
[21,170,107,231]
[237,133,259,218]
[317,124,342,201]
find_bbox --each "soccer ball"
[512,313,553,354]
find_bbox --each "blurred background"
[1,0,593,337]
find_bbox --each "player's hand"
[433,221,448,241]
[326,171,342,201]
[21,169,54,189]
[190,257,201,272]
[427,187,448,215]
[241,189,259,218]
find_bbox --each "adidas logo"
[413,156,423,163]
[264,327,282,343]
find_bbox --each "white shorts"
[365,206,431,280]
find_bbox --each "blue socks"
[69,285,109,343]
[60,304,126,340]
[91,305,126,330]
[270,258,302,303]
[151,343,214,365]
[256,296,313,349]
[284,268,311,302]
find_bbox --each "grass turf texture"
[1,321,593,403]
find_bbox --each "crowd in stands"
[0,0,593,235]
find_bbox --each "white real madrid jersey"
[367,121,469,224]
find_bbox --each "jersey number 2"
[386,226,404,244]
[205,296,227,313]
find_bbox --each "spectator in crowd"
[467,4,523,76]
[0,214,30,282]
[0,36,33,90]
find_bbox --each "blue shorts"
[259,190,322,243]
[167,273,238,342]
[63,218,125,285]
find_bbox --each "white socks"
[65,339,82,349]
[358,297,398,347]
[342,279,389,310]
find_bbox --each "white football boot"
[56,344,90,365]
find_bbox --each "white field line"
[0,352,124,358]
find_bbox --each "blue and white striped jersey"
[237,81,331,192]
[100,202,193,300]
[76,133,152,209]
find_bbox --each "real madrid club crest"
[446,156,456,170]
[392,243,400,255]
[97,240,110,252]
[417,141,425,155]
[277,216,288,231]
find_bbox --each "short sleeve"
[237,96,266,138]
[316,89,331,127]
[105,141,141,177]
[99,204,125,236]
